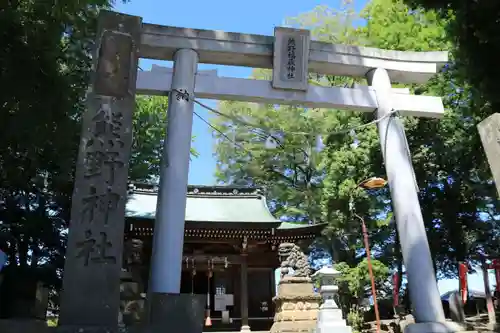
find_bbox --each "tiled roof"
[126,183,280,224]
[125,183,325,234]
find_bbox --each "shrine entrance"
[57,9,450,333]
[123,183,319,332]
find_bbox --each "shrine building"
[123,183,324,332]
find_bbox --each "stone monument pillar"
[270,243,321,333]
[312,266,352,333]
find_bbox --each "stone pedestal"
[119,270,145,328]
[141,293,206,333]
[270,276,321,333]
[312,267,352,333]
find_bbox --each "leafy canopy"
[403,0,500,113]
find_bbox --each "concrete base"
[317,324,352,333]
[316,307,351,333]
[404,322,477,333]
[142,293,206,333]
[240,325,251,332]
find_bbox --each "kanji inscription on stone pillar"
[58,10,142,330]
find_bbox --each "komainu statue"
[271,243,320,333]
[123,238,144,267]
[278,243,311,278]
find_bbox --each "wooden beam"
[139,22,448,84]
[136,70,444,118]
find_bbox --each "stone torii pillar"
[368,69,463,333]
[146,48,207,332]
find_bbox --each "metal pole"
[356,213,381,333]
[367,68,445,323]
[149,48,199,294]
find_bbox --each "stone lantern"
[312,266,352,333]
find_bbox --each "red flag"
[392,272,399,307]
[459,262,468,304]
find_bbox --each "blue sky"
[114,0,495,296]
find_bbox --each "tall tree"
[0,1,198,313]
[0,0,124,314]
[402,0,500,113]
[359,0,500,276]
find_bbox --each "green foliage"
[47,318,58,327]
[335,259,390,298]
[214,68,326,223]
[0,0,198,313]
[358,0,499,275]
[402,0,500,113]
[0,0,123,312]
[130,96,198,183]
[347,305,365,333]
[130,96,170,182]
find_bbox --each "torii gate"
[58,10,456,333]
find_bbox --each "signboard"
[214,294,234,311]
[214,295,226,311]
[272,27,310,91]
